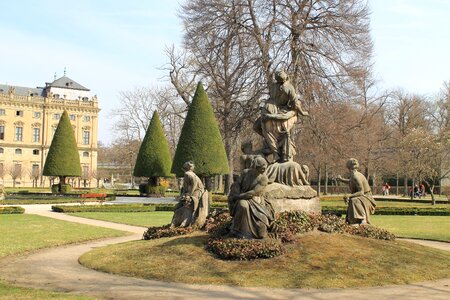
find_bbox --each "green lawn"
[0,214,127,259]
[371,215,450,242]
[0,280,97,300]
[321,200,449,208]
[69,211,173,227]
[0,214,126,299]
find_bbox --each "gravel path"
[0,204,449,299]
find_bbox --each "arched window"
[0,147,4,154]
[15,148,22,155]
[83,151,89,157]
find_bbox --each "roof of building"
[45,76,90,91]
[0,84,45,97]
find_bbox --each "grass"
[0,280,97,300]
[0,214,127,259]
[371,215,450,242]
[321,200,449,208]
[69,211,173,227]
[79,231,450,288]
[0,214,125,299]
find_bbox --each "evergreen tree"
[134,110,172,185]
[172,81,229,177]
[43,110,81,189]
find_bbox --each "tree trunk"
[396,173,399,195]
[324,164,329,195]
[317,168,322,196]
[404,175,408,196]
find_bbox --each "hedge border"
[0,206,25,214]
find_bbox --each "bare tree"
[9,163,23,188]
[0,162,5,185]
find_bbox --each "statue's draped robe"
[260,81,299,162]
[228,169,275,239]
[171,170,208,228]
[346,172,376,224]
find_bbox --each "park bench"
[80,193,107,205]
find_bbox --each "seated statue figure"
[228,156,275,239]
[337,158,376,225]
[171,161,209,228]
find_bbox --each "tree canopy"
[172,82,229,177]
[134,110,173,178]
[43,110,81,178]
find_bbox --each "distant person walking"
[383,182,390,196]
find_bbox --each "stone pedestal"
[263,183,321,214]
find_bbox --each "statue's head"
[274,70,289,83]
[182,161,195,172]
[241,141,253,154]
[251,156,267,173]
[346,158,359,170]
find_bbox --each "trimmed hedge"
[0,206,25,214]
[206,238,285,260]
[322,206,450,216]
[51,203,175,213]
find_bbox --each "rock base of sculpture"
[263,183,321,214]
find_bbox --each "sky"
[0,0,448,145]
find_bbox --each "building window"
[53,94,60,99]
[31,164,40,178]
[0,125,4,140]
[83,116,91,122]
[13,163,22,177]
[15,148,22,155]
[0,109,5,115]
[33,149,40,155]
[82,165,89,178]
[0,148,3,154]
[70,114,76,121]
[15,127,23,141]
[16,110,23,117]
[53,113,61,120]
[33,111,41,118]
[33,128,40,143]
[83,131,90,145]
[82,97,89,101]
[83,151,89,157]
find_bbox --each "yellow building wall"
[0,92,99,187]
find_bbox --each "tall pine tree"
[172,81,229,177]
[134,110,172,185]
[43,110,81,191]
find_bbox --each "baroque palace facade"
[0,76,99,187]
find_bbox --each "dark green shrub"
[171,81,229,177]
[51,203,174,213]
[60,184,72,194]
[345,225,396,240]
[0,206,25,214]
[142,224,193,240]
[51,184,60,194]
[43,110,81,189]
[134,111,173,185]
[146,185,166,196]
[206,238,285,260]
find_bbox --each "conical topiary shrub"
[43,110,81,193]
[172,81,229,177]
[134,110,172,192]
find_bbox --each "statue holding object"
[337,158,376,225]
[171,161,209,228]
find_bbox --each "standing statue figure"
[337,158,376,225]
[171,161,209,228]
[254,70,309,163]
[228,156,275,239]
